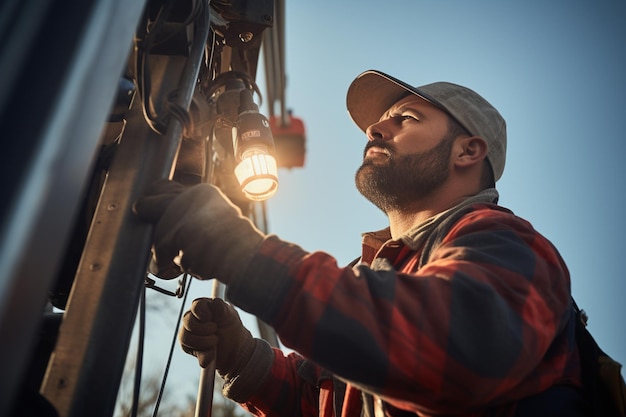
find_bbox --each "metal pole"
[194,280,224,417]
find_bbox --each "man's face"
[355,95,457,213]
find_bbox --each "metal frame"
[0,0,287,415]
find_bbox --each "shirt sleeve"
[226,208,578,414]
[235,349,332,417]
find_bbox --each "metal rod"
[195,279,224,417]
[160,1,212,180]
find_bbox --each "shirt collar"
[360,189,500,253]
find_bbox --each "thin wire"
[152,275,193,417]
[130,285,147,417]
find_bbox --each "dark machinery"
[0,0,305,415]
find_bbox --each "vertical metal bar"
[195,366,217,417]
[194,280,224,417]
[276,0,286,124]
[40,99,164,417]
[261,0,285,122]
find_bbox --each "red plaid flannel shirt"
[225,203,581,417]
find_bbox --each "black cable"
[130,285,147,417]
[163,90,194,136]
[151,0,203,47]
[152,275,193,417]
[204,70,264,106]
[136,0,208,135]
[137,0,176,134]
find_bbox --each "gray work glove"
[179,297,255,377]
[133,179,264,283]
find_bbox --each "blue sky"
[133,0,625,408]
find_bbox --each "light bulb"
[234,146,278,201]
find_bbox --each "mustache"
[363,139,395,158]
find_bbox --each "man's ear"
[454,136,488,168]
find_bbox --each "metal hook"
[145,274,188,298]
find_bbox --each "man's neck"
[386,193,477,239]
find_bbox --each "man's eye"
[386,112,418,122]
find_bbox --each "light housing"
[232,89,278,201]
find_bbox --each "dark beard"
[355,133,455,213]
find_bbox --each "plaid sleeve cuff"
[222,338,275,403]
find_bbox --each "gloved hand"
[179,297,255,377]
[133,179,265,283]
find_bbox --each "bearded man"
[135,70,588,416]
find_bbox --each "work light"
[232,89,278,201]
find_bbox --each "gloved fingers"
[181,308,218,335]
[196,350,217,368]
[179,308,219,361]
[189,298,215,322]
[146,229,184,279]
[176,238,214,280]
[133,179,186,223]
[210,186,246,215]
[206,297,240,325]
[147,252,182,280]
[151,208,209,280]
[180,336,218,368]
[140,181,263,282]
[179,330,219,352]
[174,218,263,282]
[187,183,247,220]
[174,221,230,281]
[151,235,184,280]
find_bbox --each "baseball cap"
[346,70,507,182]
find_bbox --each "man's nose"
[365,119,392,142]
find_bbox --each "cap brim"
[346,70,439,132]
